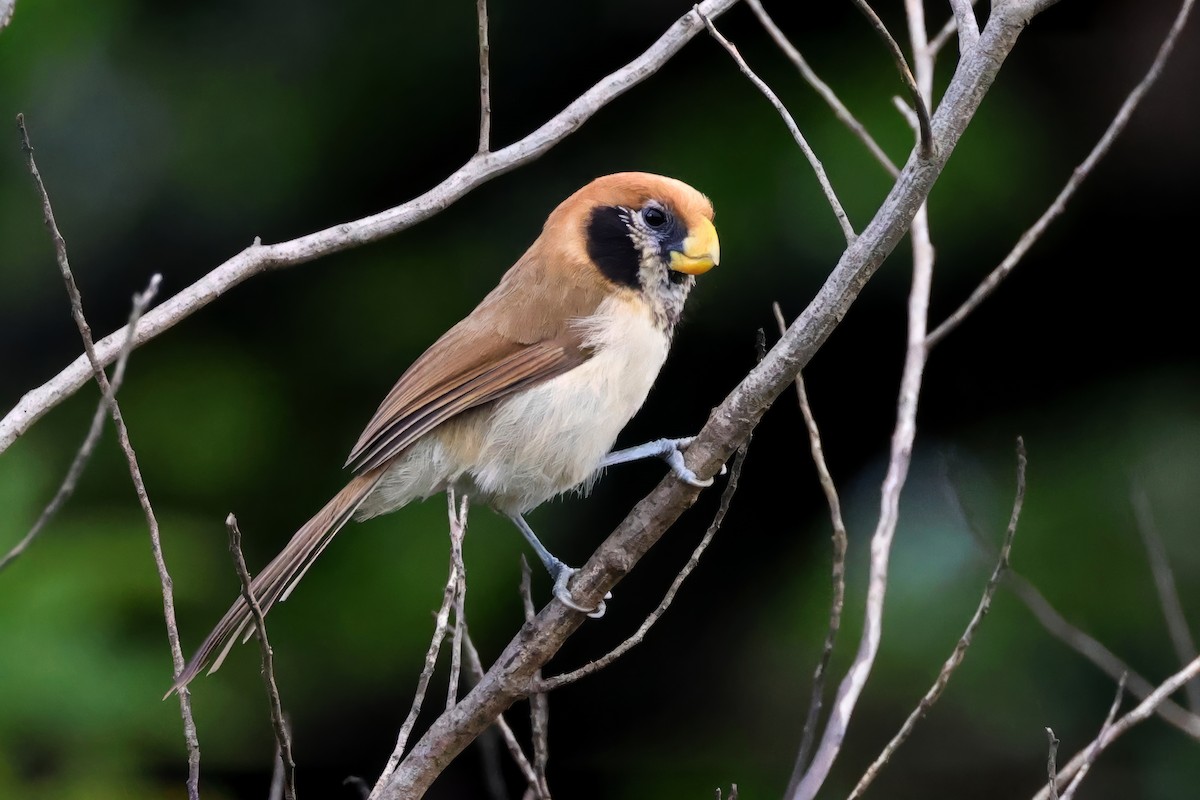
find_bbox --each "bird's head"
[546,172,719,330]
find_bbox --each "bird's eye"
[642,206,668,228]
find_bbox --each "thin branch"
[791,114,937,800]
[848,439,1027,800]
[227,514,296,800]
[1032,654,1200,800]
[537,444,749,691]
[0,272,160,572]
[476,0,491,153]
[771,303,848,792]
[446,492,470,710]
[926,0,1195,347]
[374,10,1052,795]
[698,8,857,245]
[944,452,1200,739]
[17,113,202,800]
[0,0,745,456]
[745,0,899,177]
[368,501,466,799]
[1131,482,1200,710]
[1045,728,1060,800]
[0,0,13,32]
[520,561,551,799]
[849,0,933,157]
[946,470,1200,740]
[1059,674,1127,800]
[930,3,977,55]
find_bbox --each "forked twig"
[1059,674,1126,800]
[368,494,468,798]
[1033,655,1200,800]
[0,272,160,572]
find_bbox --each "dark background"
[1,1,1197,798]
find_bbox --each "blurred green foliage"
[1,1,1197,799]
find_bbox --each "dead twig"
[848,439,1027,799]
[771,303,848,790]
[698,7,857,244]
[1130,483,1199,710]
[368,493,468,799]
[476,0,491,153]
[17,112,201,800]
[227,514,296,800]
[850,0,933,156]
[1059,674,1127,800]
[926,0,1195,348]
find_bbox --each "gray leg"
[599,436,716,487]
[508,513,606,618]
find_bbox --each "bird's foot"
[551,566,610,619]
[661,436,725,487]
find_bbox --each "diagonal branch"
[0,0,742,457]
[926,0,1195,348]
[18,112,202,800]
[700,9,856,244]
[372,8,1052,797]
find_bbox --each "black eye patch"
[585,206,640,289]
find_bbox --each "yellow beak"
[669,216,720,275]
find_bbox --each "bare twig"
[945,464,1200,740]
[368,499,466,798]
[1,272,160,572]
[446,492,470,710]
[476,0,491,153]
[227,514,296,800]
[17,113,202,800]
[0,0,743,456]
[1033,654,1200,800]
[848,439,1027,799]
[537,443,750,692]
[1059,674,1126,800]
[1045,728,1060,800]
[520,561,551,798]
[0,0,13,32]
[697,8,856,244]
[849,0,933,156]
[926,0,1195,347]
[1131,483,1199,710]
[463,627,543,797]
[745,0,899,177]
[790,114,937,800]
[771,304,848,791]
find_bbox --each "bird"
[171,172,720,692]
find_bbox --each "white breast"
[469,295,670,513]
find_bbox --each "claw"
[552,567,607,618]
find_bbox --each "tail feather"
[168,470,384,696]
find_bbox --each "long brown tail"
[168,470,384,695]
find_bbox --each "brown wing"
[345,238,615,473]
